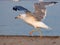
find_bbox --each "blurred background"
[0,0,60,36]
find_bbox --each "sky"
[0,0,60,36]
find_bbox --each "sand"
[0,35,60,45]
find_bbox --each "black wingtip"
[54,2,58,4]
[51,2,58,4]
[13,7,17,11]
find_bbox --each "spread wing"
[33,2,58,21]
[13,6,38,20]
[13,2,58,21]
[13,6,30,12]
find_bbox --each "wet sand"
[0,35,60,45]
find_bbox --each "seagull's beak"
[15,17,18,19]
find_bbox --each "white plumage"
[13,0,58,36]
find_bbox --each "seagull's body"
[13,0,58,36]
[17,13,49,29]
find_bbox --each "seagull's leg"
[29,28,43,37]
[29,30,35,36]
[36,28,43,38]
[29,28,37,36]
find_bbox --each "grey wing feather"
[33,2,46,21]
[33,2,58,21]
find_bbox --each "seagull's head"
[15,14,26,19]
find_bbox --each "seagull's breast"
[23,16,41,28]
[23,16,36,24]
[21,14,49,29]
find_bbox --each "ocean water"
[0,1,60,36]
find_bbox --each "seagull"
[13,1,58,36]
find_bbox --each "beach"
[0,35,60,45]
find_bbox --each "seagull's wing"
[13,6,34,16]
[33,2,46,21]
[33,2,58,21]
[13,6,37,20]
[13,6,31,12]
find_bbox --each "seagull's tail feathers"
[39,22,52,30]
